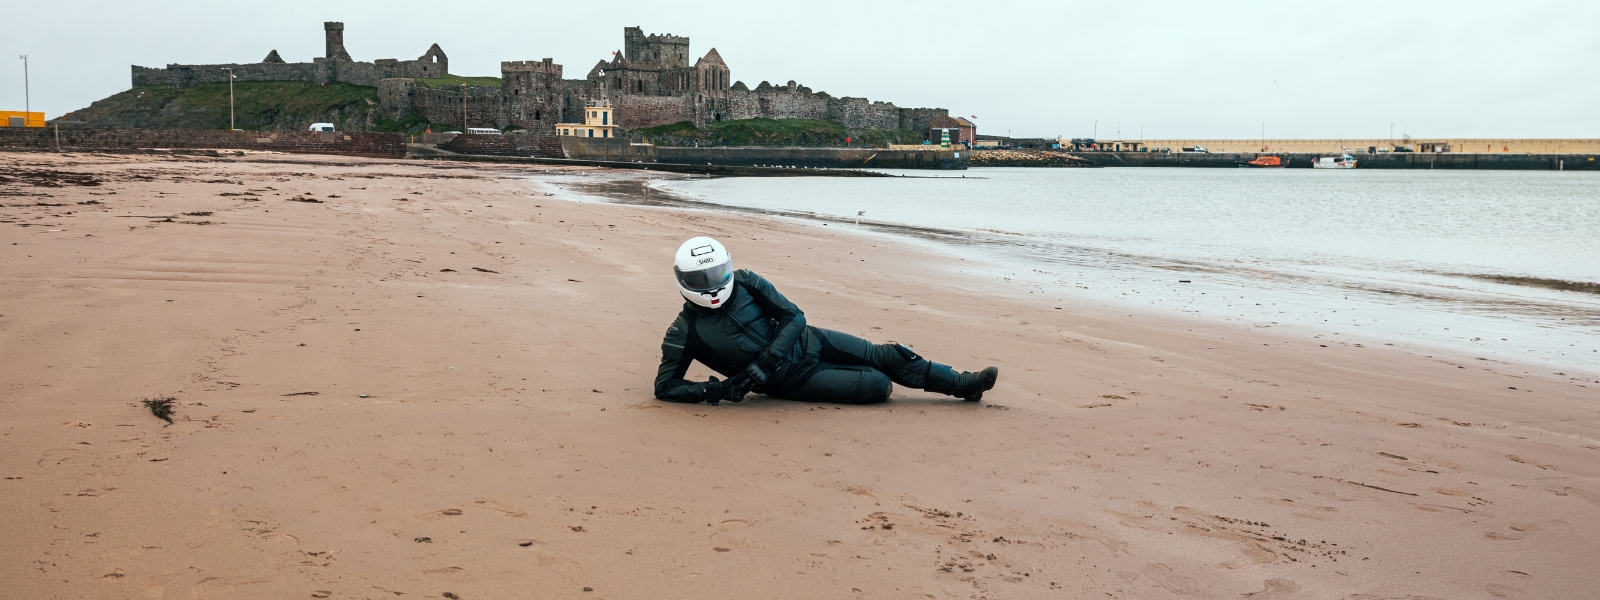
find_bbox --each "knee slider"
[892,343,921,362]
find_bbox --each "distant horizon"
[4,0,1596,139]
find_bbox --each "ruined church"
[131,23,949,134]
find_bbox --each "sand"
[2,151,1597,599]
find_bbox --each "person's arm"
[654,315,726,403]
[738,270,806,368]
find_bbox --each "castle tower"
[324,22,351,61]
[623,26,689,68]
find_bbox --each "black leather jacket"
[655,269,820,402]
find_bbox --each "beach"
[2,151,1597,599]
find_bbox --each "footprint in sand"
[709,519,752,552]
[1557,486,1600,507]
[1138,563,1198,596]
[421,508,463,520]
[1484,522,1546,541]
[424,566,467,582]
[1242,578,1300,599]
[1486,583,1524,598]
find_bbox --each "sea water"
[578,167,1600,374]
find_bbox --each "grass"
[637,118,926,148]
[417,74,503,88]
[66,82,383,131]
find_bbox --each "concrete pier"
[1072,152,1599,171]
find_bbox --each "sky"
[3,0,1597,139]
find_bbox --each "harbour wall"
[556,138,967,169]
[1079,138,1600,154]
[0,127,962,170]
[0,127,406,158]
[654,147,966,170]
[1072,152,1599,170]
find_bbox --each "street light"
[18,55,28,121]
[220,67,236,130]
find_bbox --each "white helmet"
[674,237,734,309]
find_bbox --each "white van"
[308,123,335,132]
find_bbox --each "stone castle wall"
[132,22,445,89]
[410,85,503,129]
[612,95,691,130]
[133,57,443,89]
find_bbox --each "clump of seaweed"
[141,397,176,424]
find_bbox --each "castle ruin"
[132,23,947,135]
[131,22,446,88]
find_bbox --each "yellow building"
[557,100,618,138]
[1,111,46,128]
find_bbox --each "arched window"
[534,109,541,120]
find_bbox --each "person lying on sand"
[655,237,999,405]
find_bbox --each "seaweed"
[141,397,176,424]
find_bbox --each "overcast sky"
[3,1,1596,139]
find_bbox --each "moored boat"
[1313,154,1357,169]
[1240,156,1285,168]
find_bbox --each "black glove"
[723,372,754,403]
[703,376,725,405]
[743,362,770,387]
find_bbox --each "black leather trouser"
[773,327,961,404]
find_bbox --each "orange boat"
[1242,156,1284,168]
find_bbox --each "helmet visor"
[675,262,733,293]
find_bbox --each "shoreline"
[640,168,1600,376]
[3,152,1597,598]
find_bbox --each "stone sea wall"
[0,128,406,158]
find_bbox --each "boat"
[1312,153,1357,169]
[1240,156,1285,168]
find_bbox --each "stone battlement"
[131,22,446,89]
[501,59,562,75]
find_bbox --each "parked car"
[1184,146,1209,153]
[308,123,335,132]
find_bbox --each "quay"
[1072,151,1598,171]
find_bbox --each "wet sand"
[2,151,1597,599]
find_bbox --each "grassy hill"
[636,118,926,148]
[59,81,387,131]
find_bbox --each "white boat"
[1313,153,1357,169]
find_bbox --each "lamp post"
[220,68,235,130]
[18,55,28,121]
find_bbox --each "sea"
[560,167,1600,374]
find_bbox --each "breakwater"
[1072,152,1598,170]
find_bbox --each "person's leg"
[777,363,892,405]
[811,328,998,401]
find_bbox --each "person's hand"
[703,376,725,405]
[724,372,754,403]
[743,362,769,387]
